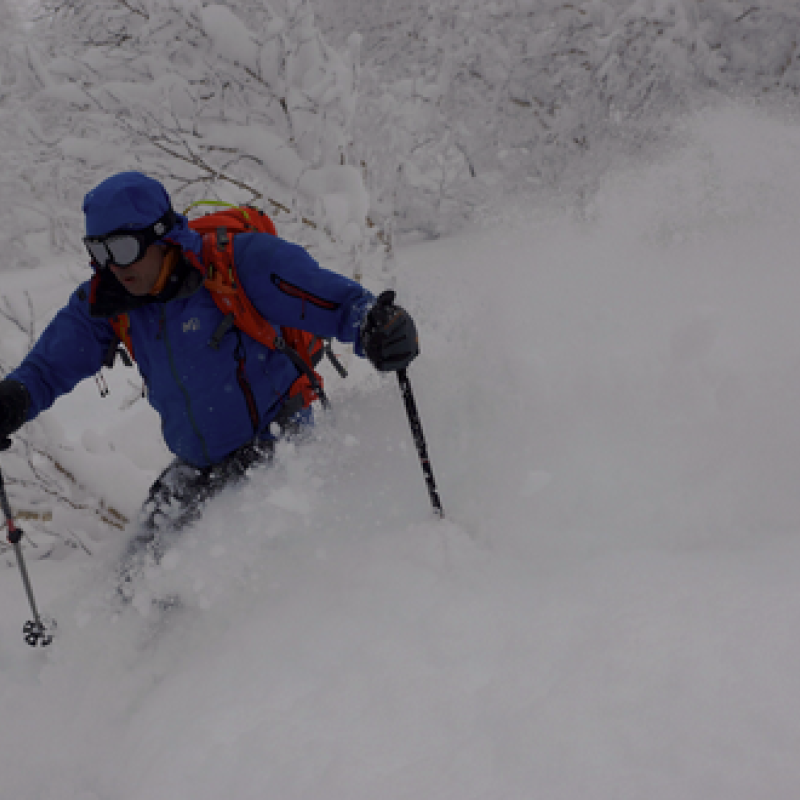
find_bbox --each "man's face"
[109,243,165,296]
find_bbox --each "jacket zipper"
[161,305,212,465]
[233,330,261,434]
[271,275,341,312]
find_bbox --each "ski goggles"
[83,208,177,269]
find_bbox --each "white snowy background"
[2,1,800,798]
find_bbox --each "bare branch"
[0,292,36,348]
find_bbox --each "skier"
[0,172,418,586]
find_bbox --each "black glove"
[0,380,30,451]
[361,290,420,372]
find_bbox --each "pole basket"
[23,618,54,647]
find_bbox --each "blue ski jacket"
[9,231,373,467]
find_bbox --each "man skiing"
[0,172,418,579]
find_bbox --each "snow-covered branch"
[333,0,800,238]
[0,292,128,560]
[7,0,373,275]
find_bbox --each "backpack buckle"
[209,312,236,349]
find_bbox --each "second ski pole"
[0,465,53,647]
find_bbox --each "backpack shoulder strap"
[201,228,281,350]
[108,313,134,364]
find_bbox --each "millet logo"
[183,318,201,333]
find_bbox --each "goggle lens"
[103,234,143,267]
[84,234,143,268]
[84,239,110,266]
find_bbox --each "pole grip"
[7,521,22,545]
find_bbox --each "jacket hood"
[83,171,203,260]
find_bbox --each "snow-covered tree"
[0,2,52,269]
[323,0,800,239]
[704,2,800,94]
[7,0,371,276]
[5,0,800,552]
[0,0,381,550]
[342,0,722,236]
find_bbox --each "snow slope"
[3,104,800,798]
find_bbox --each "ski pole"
[397,368,444,518]
[0,465,53,647]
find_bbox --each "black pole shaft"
[0,467,45,627]
[397,368,443,518]
[12,540,44,627]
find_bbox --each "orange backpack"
[108,205,342,415]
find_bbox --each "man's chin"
[120,280,147,296]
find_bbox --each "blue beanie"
[82,171,203,260]
[83,172,173,236]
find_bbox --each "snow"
[4,103,800,797]
[200,4,260,73]
[59,137,124,168]
[201,124,367,229]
